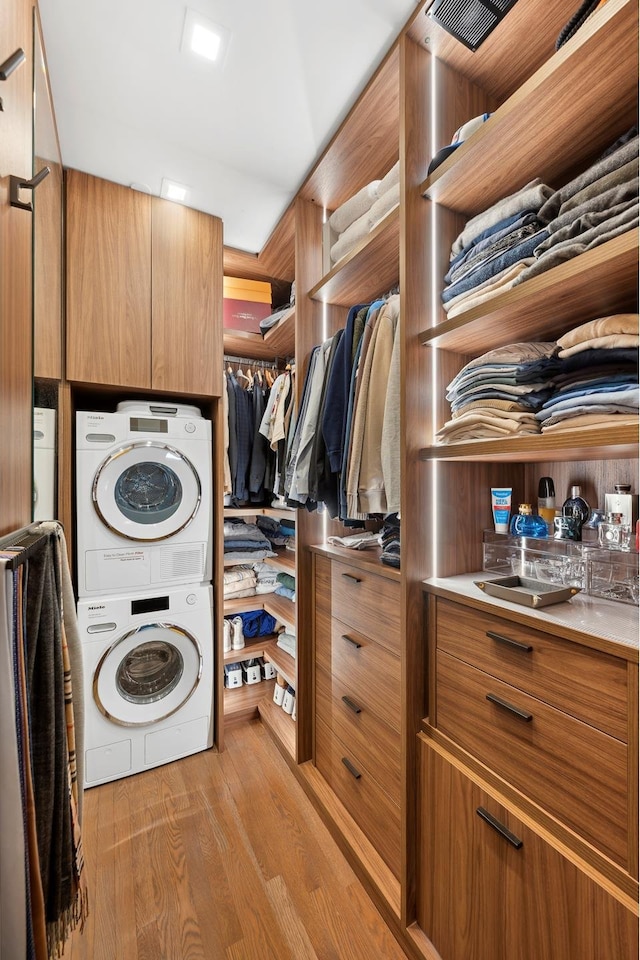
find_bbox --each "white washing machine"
[76,401,212,596]
[33,406,56,521]
[77,582,214,787]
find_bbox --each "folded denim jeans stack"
[436,342,561,443]
[223,518,276,565]
[379,513,401,569]
[536,315,640,433]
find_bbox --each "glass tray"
[474,576,581,608]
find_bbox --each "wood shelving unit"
[224,678,276,724]
[262,638,296,687]
[257,697,296,757]
[222,306,295,361]
[263,593,296,634]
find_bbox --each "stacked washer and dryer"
[75,401,214,788]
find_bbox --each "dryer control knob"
[186,593,197,605]
[184,422,196,434]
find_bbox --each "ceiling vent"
[426,0,520,51]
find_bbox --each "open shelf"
[262,306,295,357]
[222,640,267,665]
[223,595,269,616]
[257,696,296,758]
[308,206,399,306]
[419,230,639,353]
[223,505,296,521]
[262,638,296,687]
[420,0,638,217]
[263,593,296,633]
[420,423,639,463]
[224,678,276,723]
[222,307,294,362]
[267,549,296,575]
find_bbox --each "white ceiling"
[38,0,418,254]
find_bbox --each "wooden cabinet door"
[66,170,151,387]
[0,0,33,533]
[418,737,638,960]
[151,198,222,396]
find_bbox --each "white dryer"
[33,406,56,521]
[77,582,214,787]
[76,401,212,596]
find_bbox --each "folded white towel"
[378,160,399,196]
[329,180,380,234]
[369,183,400,228]
[330,211,373,263]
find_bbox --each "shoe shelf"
[223,595,271,616]
[223,642,266,665]
[257,697,296,758]
[261,638,296,688]
[225,679,276,725]
[420,0,638,216]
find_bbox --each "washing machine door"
[93,622,203,726]
[92,441,201,541]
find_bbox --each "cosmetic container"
[491,487,512,533]
[562,485,590,537]
[509,503,548,538]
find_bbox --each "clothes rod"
[0,523,51,570]
[224,354,288,369]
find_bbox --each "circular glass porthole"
[114,461,183,524]
[116,640,184,704]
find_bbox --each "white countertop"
[424,572,639,653]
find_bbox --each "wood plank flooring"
[67,719,409,960]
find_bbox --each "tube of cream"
[491,487,512,533]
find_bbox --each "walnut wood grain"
[223,328,287,362]
[66,170,152,388]
[0,0,33,534]
[315,717,402,880]
[421,0,638,216]
[629,663,639,881]
[309,542,401,581]
[436,598,629,740]
[437,650,629,868]
[33,158,62,379]
[257,695,296,757]
[151,199,222,396]
[418,737,638,960]
[328,557,401,654]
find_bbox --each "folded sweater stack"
[437,342,561,443]
[329,161,400,265]
[536,315,639,433]
[223,567,256,600]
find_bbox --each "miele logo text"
[88,605,105,611]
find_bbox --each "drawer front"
[315,717,401,879]
[436,598,628,741]
[330,559,400,654]
[316,665,401,801]
[437,651,628,868]
[316,618,401,732]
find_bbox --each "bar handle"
[341,573,361,584]
[341,757,361,780]
[476,807,523,849]
[486,692,533,722]
[10,166,50,211]
[341,634,362,650]
[0,48,25,81]
[486,630,533,653]
[341,695,362,715]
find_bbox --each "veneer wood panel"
[329,557,401,653]
[257,696,296,758]
[223,328,287,361]
[34,157,63,379]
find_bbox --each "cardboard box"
[223,276,272,333]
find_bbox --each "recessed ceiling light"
[181,8,230,65]
[161,178,189,203]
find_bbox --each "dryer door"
[93,622,203,726]
[92,441,201,541]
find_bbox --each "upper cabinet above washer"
[66,169,223,396]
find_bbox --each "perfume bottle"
[562,485,590,538]
[581,509,605,544]
[537,476,556,531]
[598,512,632,551]
[509,503,548,538]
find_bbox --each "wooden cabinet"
[66,169,222,396]
[418,737,638,960]
[0,0,33,534]
[313,550,402,878]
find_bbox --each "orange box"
[223,276,272,333]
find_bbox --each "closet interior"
[1,0,638,957]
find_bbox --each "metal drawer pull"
[0,48,25,81]
[341,695,362,714]
[476,807,523,849]
[341,634,362,649]
[486,692,532,722]
[341,573,361,583]
[10,166,50,211]
[486,630,533,653]
[341,757,361,779]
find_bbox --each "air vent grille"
[427,0,520,51]
[160,545,205,580]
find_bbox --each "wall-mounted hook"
[10,166,50,211]
[0,48,25,81]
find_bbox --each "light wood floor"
[67,719,409,960]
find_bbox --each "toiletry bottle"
[581,508,605,544]
[604,483,639,529]
[537,476,556,531]
[562,485,590,537]
[598,512,632,551]
[509,503,548,538]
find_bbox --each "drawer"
[437,650,628,869]
[436,598,628,741]
[316,665,401,801]
[330,559,400,654]
[316,618,401,732]
[315,717,401,879]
